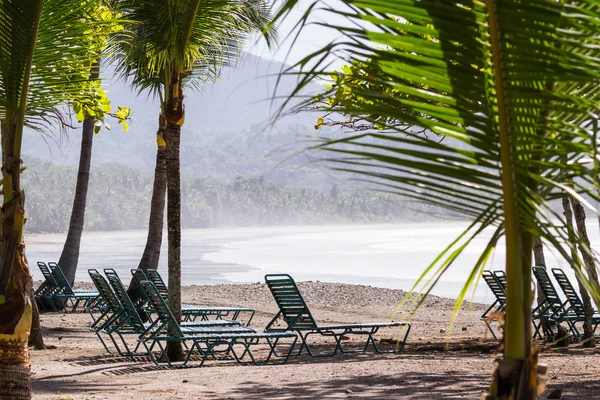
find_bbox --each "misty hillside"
[21,53,339,189]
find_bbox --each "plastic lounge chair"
[138,280,298,368]
[480,270,506,339]
[264,274,411,357]
[551,268,600,341]
[134,269,255,325]
[35,262,62,312]
[89,269,249,357]
[532,266,574,341]
[105,269,243,330]
[46,262,100,313]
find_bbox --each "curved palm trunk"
[570,197,600,348]
[127,131,167,300]
[58,60,100,285]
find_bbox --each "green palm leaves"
[277,0,600,394]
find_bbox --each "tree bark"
[164,122,184,361]
[27,290,44,350]
[0,119,33,400]
[570,196,600,348]
[127,131,167,300]
[58,60,100,285]
[562,197,595,346]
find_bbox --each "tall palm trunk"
[127,124,167,299]
[562,197,595,345]
[0,119,33,400]
[570,196,600,347]
[58,60,100,285]
[164,70,184,361]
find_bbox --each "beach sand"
[31,281,600,399]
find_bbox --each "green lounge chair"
[532,266,574,341]
[89,269,249,358]
[38,262,99,313]
[480,270,506,339]
[35,262,62,312]
[138,280,298,368]
[105,269,243,330]
[133,269,255,325]
[551,268,600,341]
[264,274,411,357]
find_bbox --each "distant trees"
[22,160,433,233]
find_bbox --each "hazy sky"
[246,0,347,70]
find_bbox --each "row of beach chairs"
[35,263,412,368]
[482,266,600,342]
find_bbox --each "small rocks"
[345,389,353,394]
[182,379,189,383]
[440,328,446,334]
[462,327,468,332]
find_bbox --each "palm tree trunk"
[0,365,31,400]
[127,129,167,300]
[27,290,44,350]
[533,237,545,267]
[562,197,595,345]
[58,60,100,285]
[0,120,33,400]
[164,121,184,361]
[570,196,600,348]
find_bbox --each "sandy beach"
[31,281,600,399]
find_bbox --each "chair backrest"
[48,262,74,295]
[139,280,183,338]
[493,270,506,289]
[552,268,586,316]
[36,262,58,295]
[264,274,317,329]
[532,266,564,311]
[482,270,506,305]
[145,269,169,299]
[131,269,148,286]
[88,269,121,312]
[105,269,145,331]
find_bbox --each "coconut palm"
[0,0,116,397]
[115,0,276,359]
[275,0,600,398]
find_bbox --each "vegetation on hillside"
[22,159,443,233]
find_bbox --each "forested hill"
[21,158,445,234]
[21,52,339,189]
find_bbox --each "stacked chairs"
[35,261,100,313]
[132,269,255,325]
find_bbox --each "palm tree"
[58,5,129,286]
[0,1,115,397]
[116,0,276,360]
[275,0,600,398]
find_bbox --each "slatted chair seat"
[138,281,297,368]
[264,274,411,357]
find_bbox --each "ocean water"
[26,222,595,303]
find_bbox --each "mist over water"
[27,222,594,303]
